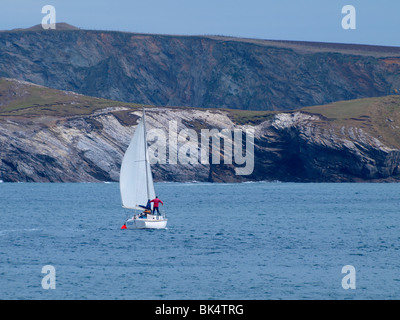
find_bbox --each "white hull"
[125,214,167,229]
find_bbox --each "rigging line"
[142,107,151,200]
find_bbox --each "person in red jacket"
[150,196,163,215]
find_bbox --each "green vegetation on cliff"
[0,78,142,116]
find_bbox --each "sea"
[0,181,399,300]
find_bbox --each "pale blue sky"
[1,0,399,46]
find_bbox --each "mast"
[142,107,150,200]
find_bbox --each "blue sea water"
[0,181,399,300]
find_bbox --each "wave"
[0,228,41,236]
[155,180,283,186]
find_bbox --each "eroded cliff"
[1,78,400,183]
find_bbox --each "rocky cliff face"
[253,112,400,182]
[1,104,400,183]
[1,28,400,111]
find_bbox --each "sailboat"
[119,108,167,229]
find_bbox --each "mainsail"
[120,110,155,210]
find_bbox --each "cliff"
[1,27,400,111]
[1,78,400,183]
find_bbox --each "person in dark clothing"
[139,199,151,211]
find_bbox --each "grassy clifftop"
[0,77,142,117]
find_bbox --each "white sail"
[120,112,155,210]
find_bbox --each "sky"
[1,0,399,46]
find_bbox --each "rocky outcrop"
[1,28,400,111]
[1,106,400,182]
[253,112,400,182]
